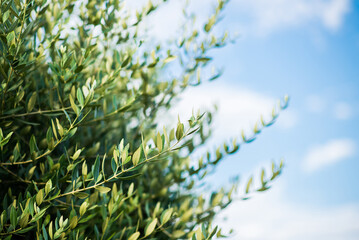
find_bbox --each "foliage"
[0,0,288,239]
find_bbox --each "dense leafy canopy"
[0,0,288,239]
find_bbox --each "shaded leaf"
[27,92,37,112]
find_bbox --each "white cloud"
[125,0,351,41]
[277,109,299,129]
[303,139,356,172]
[321,0,350,30]
[136,0,214,41]
[166,83,276,143]
[333,102,352,120]
[127,0,351,43]
[159,83,296,150]
[217,183,359,240]
[141,1,185,40]
[305,95,326,113]
[232,0,351,35]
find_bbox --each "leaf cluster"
[0,0,288,239]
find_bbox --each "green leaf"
[51,119,58,140]
[145,218,157,236]
[69,216,78,229]
[27,166,36,180]
[75,65,84,73]
[204,15,215,32]
[172,230,185,238]
[160,208,173,225]
[195,57,212,63]
[45,179,52,195]
[0,132,13,146]
[5,132,13,141]
[17,225,36,233]
[95,186,111,194]
[67,127,77,138]
[48,221,53,239]
[10,206,17,228]
[127,183,134,196]
[117,173,142,180]
[69,215,78,229]
[121,56,131,68]
[42,223,48,240]
[77,88,84,107]
[27,92,37,112]
[246,176,253,194]
[2,11,10,23]
[93,155,100,182]
[257,186,270,192]
[79,202,88,216]
[113,149,119,165]
[56,118,64,137]
[163,55,177,63]
[29,135,38,154]
[128,232,140,240]
[175,122,184,141]
[36,189,44,205]
[19,213,29,228]
[260,169,265,184]
[69,94,80,115]
[111,157,117,174]
[74,192,89,199]
[208,226,218,239]
[169,129,175,142]
[46,127,52,143]
[72,149,81,160]
[6,31,15,45]
[82,161,88,176]
[156,132,162,152]
[62,109,72,124]
[132,146,141,166]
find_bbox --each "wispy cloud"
[217,183,359,240]
[232,0,351,35]
[305,95,326,114]
[277,109,299,129]
[129,0,351,41]
[303,139,356,172]
[333,102,353,120]
[166,83,289,143]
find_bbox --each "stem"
[54,125,196,199]
[0,165,31,184]
[0,227,24,236]
[0,110,85,166]
[0,107,73,120]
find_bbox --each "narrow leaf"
[77,88,84,107]
[132,146,141,166]
[145,218,157,236]
[160,208,173,225]
[128,232,140,240]
[92,155,100,182]
[175,123,184,141]
[156,132,162,152]
[95,186,111,194]
[27,92,37,112]
[10,206,17,228]
[163,55,177,63]
[69,94,80,115]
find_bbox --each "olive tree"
[0,0,288,239]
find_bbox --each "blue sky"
[213,0,359,204]
[138,0,359,238]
